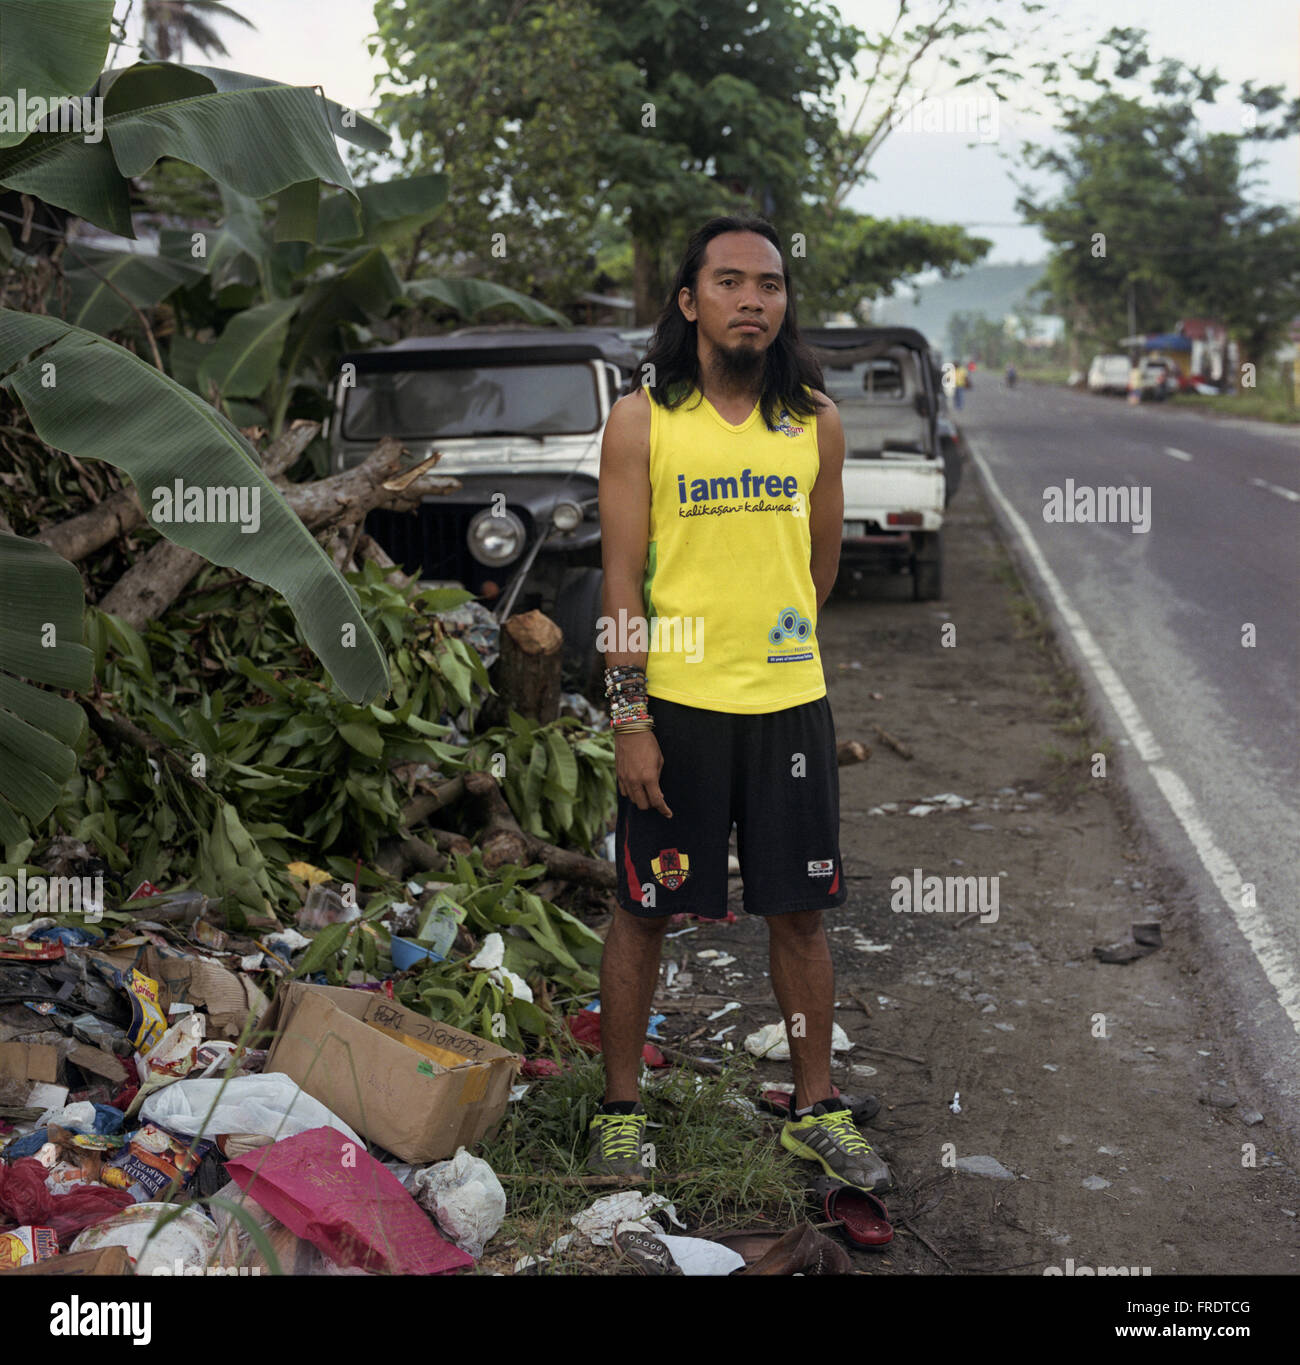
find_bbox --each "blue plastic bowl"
[390,935,445,972]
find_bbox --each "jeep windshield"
[341,361,601,440]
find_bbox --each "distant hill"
[870,262,1050,354]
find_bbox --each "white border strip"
[970,447,1300,1033]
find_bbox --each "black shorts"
[615,694,848,919]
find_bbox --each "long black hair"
[640,215,825,431]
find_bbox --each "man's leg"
[767,907,835,1110]
[600,906,672,1102]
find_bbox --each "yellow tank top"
[641,384,827,713]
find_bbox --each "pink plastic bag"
[225,1127,473,1275]
[0,1158,134,1242]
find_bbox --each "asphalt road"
[958,381,1300,1116]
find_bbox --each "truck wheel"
[912,532,943,601]
[554,567,605,699]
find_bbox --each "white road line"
[1248,477,1300,503]
[970,446,1300,1036]
[1163,446,1193,462]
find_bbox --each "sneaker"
[780,1101,892,1193]
[586,1102,649,1179]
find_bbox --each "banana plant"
[0,1,564,847]
[0,310,391,844]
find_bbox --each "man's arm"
[808,390,844,613]
[598,388,672,817]
[598,388,652,669]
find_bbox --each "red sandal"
[813,1175,893,1249]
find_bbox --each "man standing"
[591,215,890,1195]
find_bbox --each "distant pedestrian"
[952,361,968,410]
[1005,362,1017,388]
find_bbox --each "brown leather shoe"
[718,1223,853,1275]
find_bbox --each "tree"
[367,0,622,305]
[1017,26,1300,366]
[370,0,1036,321]
[141,1,255,62]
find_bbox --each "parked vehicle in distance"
[805,326,950,600]
[1088,354,1132,395]
[329,325,642,696]
[1139,357,1176,399]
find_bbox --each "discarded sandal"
[715,1223,852,1275]
[812,1175,893,1249]
[614,1226,678,1275]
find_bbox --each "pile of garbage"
[0,905,523,1274]
[0,832,606,1275]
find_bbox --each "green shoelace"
[594,1112,644,1159]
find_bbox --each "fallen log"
[398,829,474,873]
[392,769,616,890]
[399,775,467,829]
[98,438,456,630]
[37,420,320,566]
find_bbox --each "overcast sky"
[113,0,1298,265]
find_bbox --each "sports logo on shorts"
[651,848,691,890]
[807,858,835,877]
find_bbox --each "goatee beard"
[711,338,765,392]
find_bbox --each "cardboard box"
[1,1246,132,1276]
[262,983,519,1163]
[0,1042,58,1084]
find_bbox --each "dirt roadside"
[648,478,1300,1275]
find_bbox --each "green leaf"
[61,245,207,337]
[198,297,300,399]
[0,533,94,842]
[404,275,569,327]
[0,310,389,703]
[338,722,383,758]
[295,920,350,975]
[0,1,116,150]
[318,172,448,245]
[0,78,359,239]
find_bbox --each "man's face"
[679,231,788,374]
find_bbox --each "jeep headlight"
[468,508,526,565]
[551,500,582,532]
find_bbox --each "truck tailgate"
[842,459,945,519]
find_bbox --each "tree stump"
[484,609,563,726]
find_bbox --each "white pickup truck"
[804,327,950,600]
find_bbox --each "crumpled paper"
[658,1234,746,1275]
[743,1020,853,1060]
[571,1191,685,1247]
[410,1147,506,1259]
[468,932,533,1003]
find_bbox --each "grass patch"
[474,1053,809,1275]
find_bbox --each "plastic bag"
[225,1127,472,1275]
[138,1073,362,1144]
[211,1186,329,1275]
[70,1201,219,1275]
[0,1157,133,1242]
[410,1148,506,1259]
